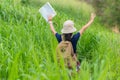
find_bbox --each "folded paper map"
[39,2,57,22]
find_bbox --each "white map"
[39,2,57,22]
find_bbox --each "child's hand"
[90,13,96,20]
[48,15,52,21]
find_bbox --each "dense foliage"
[83,0,120,29]
[0,0,120,80]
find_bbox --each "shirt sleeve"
[73,32,80,41]
[55,33,62,43]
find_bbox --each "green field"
[0,0,120,80]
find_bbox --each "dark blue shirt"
[55,32,80,53]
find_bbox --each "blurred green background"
[0,0,120,80]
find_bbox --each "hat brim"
[61,27,76,33]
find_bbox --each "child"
[48,13,96,71]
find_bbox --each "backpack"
[56,41,77,69]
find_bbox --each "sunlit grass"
[0,0,120,80]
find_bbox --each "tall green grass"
[0,0,120,80]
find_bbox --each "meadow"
[0,0,120,80]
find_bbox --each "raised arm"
[79,13,96,35]
[48,16,57,35]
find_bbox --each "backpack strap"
[61,34,65,41]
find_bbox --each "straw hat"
[61,20,76,33]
